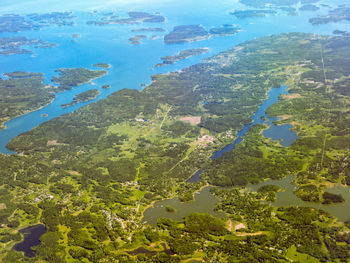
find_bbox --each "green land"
[1,33,350,262]
[87,12,165,26]
[61,89,100,108]
[0,67,108,129]
[155,48,210,67]
[0,36,56,55]
[310,7,350,25]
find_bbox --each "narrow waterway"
[145,86,299,224]
[189,85,298,182]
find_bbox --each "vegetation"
[52,67,107,91]
[310,7,350,25]
[131,28,165,32]
[164,25,210,44]
[128,35,147,45]
[61,89,100,108]
[1,33,350,262]
[87,11,165,26]
[155,48,209,67]
[299,4,320,11]
[239,0,299,8]
[93,63,111,69]
[0,36,56,55]
[209,26,241,36]
[230,9,276,18]
[0,72,54,129]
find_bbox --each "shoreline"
[0,96,55,131]
[0,68,109,131]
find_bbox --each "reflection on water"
[249,175,350,222]
[142,186,225,225]
[13,224,47,257]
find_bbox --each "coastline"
[0,96,55,131]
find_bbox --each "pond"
[144,175,350,225]
[248,175,350,222]
[142,186,225,225]
[13,224,47,257]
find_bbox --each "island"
[131,27,165,32]
[309,6,350,25]
[52,67,107,91]
[333,29,348,35]
[164,25,210,44]
[0,12,76,33]
[155,48,210,67]
[26,12,76,27]
[93,63,111,69]
[61,89,100,108]
[209,25,241,36]
[239,0,299,8]
[1,33,350,263]
[87,11,165,26]
[0,14,38,32]
[128,35,147,45]
[0,36,57,56]
[230,9,277,18]
[301,0,320,3]
[299,4,320,11]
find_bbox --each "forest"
[0,33,350,262]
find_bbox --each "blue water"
[211,86,290,159]
[187,169,203,183]
[188,86,295,182]
[0,0,349,154]
[263,123,299,147]
[13,224,47,257]
[249,175,350,222]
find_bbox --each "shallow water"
[249,175,350,222]
[142,186,225,225]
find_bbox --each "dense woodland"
[0,33,350,262]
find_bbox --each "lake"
[144,175,350,225]
[142,186,225,225]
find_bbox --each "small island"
[333,29,347,35]
[87,11,165,26]
[131,27,165,32]
[26,12,76,26]
[239,0,299,8]
[230,9,276,19]
[299,4,320,12]
[0,36,57,55]
[322,192,345,205]
[209,25,241,36]
[93,63,111,69]
[301,0,320,3]
[128,35,147,45]
[52,67,108,91]
[165,206,176,213]
[309,7,350,25]
[61,89,100,108]
[164,25,210,44]
[101,85,111,89]
[155,48,210,67]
